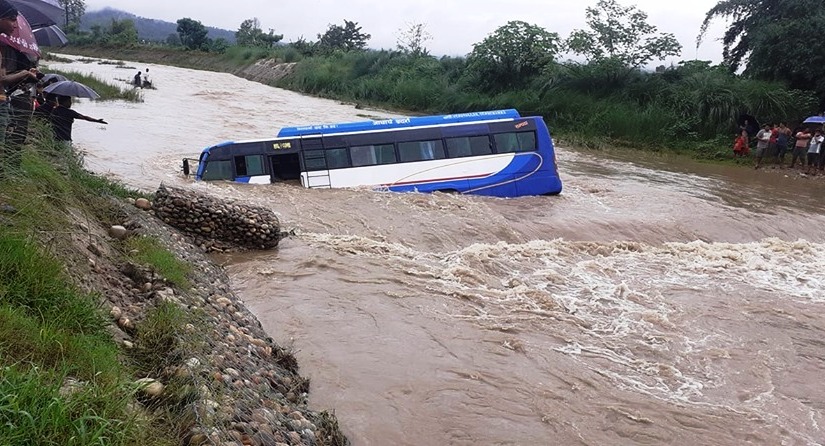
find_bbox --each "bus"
[185,109,562,198]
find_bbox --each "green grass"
[123,236,191,288]
[130,301,191,377]
[0,120,191,445]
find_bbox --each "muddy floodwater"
[49,55,825,445]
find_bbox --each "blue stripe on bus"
[277,109,521,137]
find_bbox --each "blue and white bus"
[186,109,562,198]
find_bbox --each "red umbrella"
[0,14,40,59]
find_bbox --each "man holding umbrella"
[0,0,37,177]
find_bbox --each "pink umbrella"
[0,14,40,59]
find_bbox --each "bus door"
[268,139,302,182]
[298,136,332,188]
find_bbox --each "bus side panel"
[507,118,562,195]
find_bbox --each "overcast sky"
[83,0,728,64]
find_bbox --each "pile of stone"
[153,185,282,252]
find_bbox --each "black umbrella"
[8,0,64,29]
[40,72,67,83]
[43,80,100,99]
[33,24,67,47]
[737,113,759,136]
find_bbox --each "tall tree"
[58,0,85,30]
[466,20,560,91]
[108,18,138,45]
[396,22,431,57]
[567,0,681,68]
[236,18,283,47]
[699,0,825,99]
[176,17,209,50]
[317,20,371,52]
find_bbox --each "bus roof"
[276,109,521,137]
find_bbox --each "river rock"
[153,185,282,252]
[135,198,152,210]
[109,225,128,240]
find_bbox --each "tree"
[466,20,560,91]
[317,20,371,52]
[166,33,181,47]
[236,18,283,48]
[108,18,138,45]
[567,0,681,68]
[396,22,431,57]
[176,17,209,50]
[699,0,825,99]
[58,0,85,29]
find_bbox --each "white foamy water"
[48,54,825,445]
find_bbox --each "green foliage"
[107,19,139,46]
[317,20,371,53]
[123,237,191,288]
[0,366,153,446]
[236,18,283,48]
[699,0,825,101]
[396,22,432,57]
[567,0,681,68]
[466,21,560,92]
[129,301,191,377]
[0,236,106,336]
[176,17,209,50]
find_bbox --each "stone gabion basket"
[154,185,281,252]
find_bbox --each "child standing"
[733,130,749,157]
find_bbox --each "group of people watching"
[0,0,107,179]
[734,121,825,175]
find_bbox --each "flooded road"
[48,55,825,445]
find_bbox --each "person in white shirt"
[806,129,823,175]
[754,124,772,169]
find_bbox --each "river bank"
[0,130,348,445]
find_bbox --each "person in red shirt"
[768,124,779,162]
[733,130,749,157]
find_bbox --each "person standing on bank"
[0,1,38,177]
[754,124,772,169]
[49,95,107,143]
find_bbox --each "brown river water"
[48,55,825,445]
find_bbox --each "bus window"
[351,144,396,166]
[398,140,445,162]
[303,150,327,171]
[326,148,351,169]
[202,160,233,180]
[494,131,537,153]
[446,135,492,158]
[235,155,266,176]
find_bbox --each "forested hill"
[80,8,236,43]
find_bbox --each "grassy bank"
[0,120,199,444]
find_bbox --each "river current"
[47,55,825,445]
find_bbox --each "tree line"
[61,0,825,154]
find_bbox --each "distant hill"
[80,8,236,43]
